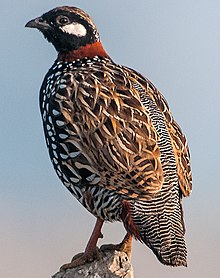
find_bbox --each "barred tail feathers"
[132,197,187,267]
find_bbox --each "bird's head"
[25,6,108,60]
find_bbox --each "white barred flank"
[130,82,187,266]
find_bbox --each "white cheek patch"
[61,23,87,37]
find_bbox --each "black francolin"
[26,6,192,269]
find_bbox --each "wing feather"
[124,66,192,197]
[53,60,191,199]
[58,65,164,199]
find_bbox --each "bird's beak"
[25,16,50,31]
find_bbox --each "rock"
[52,250,134,278]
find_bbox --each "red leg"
[85,217,104,253]
[61,218,104,270]
[100,233,133,259]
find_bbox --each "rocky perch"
[52,250,134,278]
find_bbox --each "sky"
[1,0,220,277]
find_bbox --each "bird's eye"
[56,16,70,25]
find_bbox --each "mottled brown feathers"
[56,62,164,199]
[124,67,192,198]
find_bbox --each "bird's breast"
[40,63,101,185]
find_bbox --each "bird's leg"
[100,233,133,259]
[61,218,104,270]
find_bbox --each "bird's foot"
[60,247,101,270]
[100,233,132,259]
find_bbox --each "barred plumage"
[26,6,192,269]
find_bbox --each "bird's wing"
[56,62,164,199]
[124,66,192,197]
[56,60,191,199]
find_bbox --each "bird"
[25,6,192,269]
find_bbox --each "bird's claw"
[60,247,101,270]
[100,234,132,259]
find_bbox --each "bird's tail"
[122,197,187,267]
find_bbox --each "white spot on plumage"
[52,109,60,116]
[56,170,62,177]
[57,165,62,172]
[46,103,49,112]
[53,151,58,159]
[70,151,80,158]
[43,111,46,121]
[56,120,65,127]
[86,173,97,182]
[59,134,68,139]
[62,174,69,182]
[48,116,53,124]
[70,177,80,183]
[53,158,58,164]
[61,23,87,37]
[55,71,62,77]
[52,143,57,150]
[59,84,67,89]
[60,143,69,153]
[90,177,101,185]
[60,153,68,159]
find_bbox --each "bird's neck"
[57,41,109,62]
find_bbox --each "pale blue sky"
[1,1,220,277]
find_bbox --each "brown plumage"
[25,6,192,269]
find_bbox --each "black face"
[25,7,99,52]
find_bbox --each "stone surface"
[52,250,134,278]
